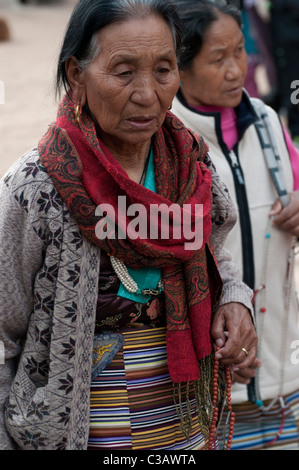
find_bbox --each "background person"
[0,16,10,41]
[172,0,299,450]
[0,0,256,450]
[269,0,299,143]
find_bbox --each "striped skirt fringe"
[87,326,210,450]
[218,390,299,450]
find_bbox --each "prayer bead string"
[208,348,235,450]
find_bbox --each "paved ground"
[0,0,298,287]
[0,0,77,176]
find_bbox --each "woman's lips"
[126,116,156,129]
[225,86,242,96]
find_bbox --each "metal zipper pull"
[229,150,244,185]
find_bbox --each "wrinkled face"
[180,14,248,108]
[76,14,180,152]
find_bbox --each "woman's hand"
[211,302,258,371]
[270,191,299,237]
[232,358,262,384]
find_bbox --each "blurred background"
[0,0,298,285]
[0,0,77,176]
[0,0,298,174]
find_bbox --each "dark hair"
[56,0,182,96]
[174,0,242,71]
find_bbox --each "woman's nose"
[130,73,157,106]
[225,58,243,81]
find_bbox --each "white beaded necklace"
[110,255,163,296]
[109,148,164,297]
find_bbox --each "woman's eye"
[118,70,132,76]
[158,67,170,74]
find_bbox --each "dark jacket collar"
[176,88,259,143]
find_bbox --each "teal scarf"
[117,146,162,303]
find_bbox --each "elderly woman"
[0,0,256,451]
[172,0,299,450]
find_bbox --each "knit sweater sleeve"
[0,180,44,449]
[206,154,254,317]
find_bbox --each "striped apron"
[88,326,209,450]
[218,391,299,450]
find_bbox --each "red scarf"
[38,94,222,384]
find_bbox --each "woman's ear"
[65,56,87,106]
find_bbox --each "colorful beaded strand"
[208,353,220,449]
[224,364,235,450]
[208,349,235,450]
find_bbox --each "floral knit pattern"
[3,150,99,450]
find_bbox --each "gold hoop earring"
[75,104,81,125]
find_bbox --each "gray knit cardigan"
[0,148,253,450]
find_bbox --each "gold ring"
[242,347,249,356]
